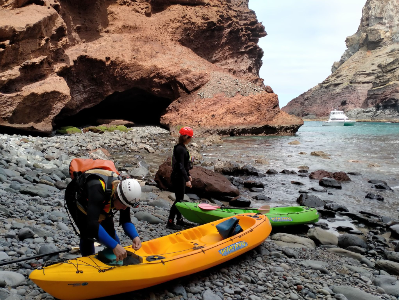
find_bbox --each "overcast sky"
[248,0,366,108]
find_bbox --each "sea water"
[201,122,399,219]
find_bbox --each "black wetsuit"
[66,178,137,256]
[168,143,191,223]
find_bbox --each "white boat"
[322,109,356,126]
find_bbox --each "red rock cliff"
[0,0,303,134]
[283,0,399,120]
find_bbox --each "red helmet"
[179,126,194,137]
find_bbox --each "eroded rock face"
[283,0,399,120]
[0,0,302,135]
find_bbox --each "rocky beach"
[0,126,398,300]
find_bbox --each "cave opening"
[55,88,172,128]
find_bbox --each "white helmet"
[116,179,141,207]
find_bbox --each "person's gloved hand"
[132,236,142,250]
[113,244,127,262]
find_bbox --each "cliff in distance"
[0,0,302,135]
[283,0,399,121]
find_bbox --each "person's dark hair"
[178,135,191,145]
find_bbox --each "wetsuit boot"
[166,219,182,230]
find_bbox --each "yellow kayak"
[30,213,271,300]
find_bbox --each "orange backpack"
[69,158,120,179]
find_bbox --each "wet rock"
[332,172,351,182]
[365,193,384,201]
[319,178,342,189]
[376,260,399,275]
[253,194,271,201]
[338,234,367,249]
[373,275,399,297]
[214,161,260,176]
[186,194,200,200]
[331,285,381,300]
[229,197,251,207]
[317,209,336,218]
[307,227,338,245]
[243,180,264,188]
[311,151,330,159]
[290,181,304,185]
[368,179,388,185]
[271,233,316,249]
[324,203,349,212]
[309,170,332,180]
[266,169,278,175]
[374,183,393,190]
[297,194,325,208]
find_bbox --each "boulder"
[365,193,384,201]
[309,170,332,180]
[327,248,374,267]
[134,212,163,224]
[373,275,399,297]
[376,260,399,275]
[390,225,399,239]
[384,251,399,263]
[307,227,338,246]
[297,194,325,208]
[271,233,316,249]
[0,272,25,287]
[0,252,10,261]
[243,180,264,188]
[332,172,351,182]
[319,178,342,189]
[229,197,251,207]
[324,203,349,212]
[19,185,51,197]
[299,260,329,274]
[338,234,367,249]
[17,228,35,241]
[154,160,239,198]
[331,286,381,300]
[147,199,170,209]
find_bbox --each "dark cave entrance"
[55,88,172,128]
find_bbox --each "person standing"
[167,127,194,230]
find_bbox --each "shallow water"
[201,122,399,219]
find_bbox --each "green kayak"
[176,202,319,227]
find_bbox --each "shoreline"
[0,128,398,300]
[303,119,399,123]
